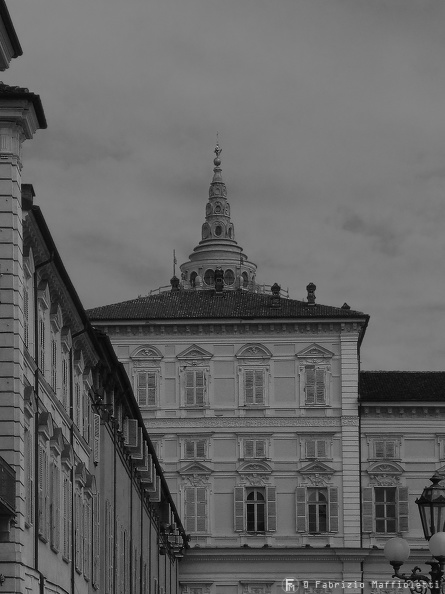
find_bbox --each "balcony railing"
[0,456,15,515]
[147,282,289,298]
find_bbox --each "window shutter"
[244,440,254,458]
[196,487,207,533]
[137,373,147,407]
[254,370,264,404]
[184,487,196,532]
[386,441,396,458]
[296,487,306,532]
[123,418,139,448]
[256,440,266,458]
[328,487,339,532]
[398,487,409,533]
[147,372,156,406]
[266,486,277,532]
[234,487,245,532]
[196,440,206,458]
[362,487,374,532]
[244,370,254,404]
[93,414,100,464]
[185,371,195,405]
[306,440,316,459]
[195,371,205,406]
[38,445,44,535]
[305,367,315,404]
[24,287,29,347]
[315,368,325,404]
[317,440,327,458]
[185,441,195,459]
[375,441,385,458]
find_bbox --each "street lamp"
[384,475,445,594]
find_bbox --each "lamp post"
[384,474,445,594]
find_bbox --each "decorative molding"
[147,417,341,428]
[130,345,163,360]
[367,461,403,486]
[341,416,359,426]
[235,343,272,360]
[177,344,213,361]
[296,343,334,360]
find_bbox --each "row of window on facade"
[135,365,329,408]
[154,435,402,462]
[183,484,408,536]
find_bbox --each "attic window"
[214,225,222,237]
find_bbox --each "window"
[246,488,265,532]
[51,333,58,392]
[234,486,276,533]
[204,269,215,286]
[374,440,396,459]
[50,459,60,551]
[244,369,266,405]
[137,371,157,407]
[305,439,328,459]
[25,425,33,526]
[184,369,206,406]
[296,486,338,533]
[362,486,408,534]
[304,365,326,405]
[184,486,207,533]
[62,471,72,561]
[242,438,267,459]
[24,286,29,349]
[62,355,69,410]
[224,269,235,285]
[38,442,49,541]
[39,316,46,373]
[184,439,207,459]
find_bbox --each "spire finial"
[214,133,222,166]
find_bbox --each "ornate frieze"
[146,417,341,428]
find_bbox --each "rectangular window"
[185,370,205,406]
[51,335,57,392]
[244,369,265,405]
[305,439,328,459]
[184,486,207,533]
[50,460,60,551]
[38,443,49,541]
[375,487,397,533]
[184,439,207,459]
[243,439,266,459]
[39,317,45,373]
[75,381,82,431]
[25,426,33,526]
[24,286,29,348]
[137,371,157,407]
[234,486,277,533]
[63,472,72,561]
[62,356,69,410]
[305,365,326,405]
[374,440,396,459]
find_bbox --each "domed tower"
[180,142,257,290]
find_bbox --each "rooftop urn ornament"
[270,283,281,308]
[214,267,224,294]
[306,282,316,305]
[170,276,180,291]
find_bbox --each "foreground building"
[0,5,186,593]
[88,146,445,594]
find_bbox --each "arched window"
[214,225,223,237]
[224,269,235,286]
[242,272,249,287]
[190,272,197,288]
[246,488,265,532]
[307,488,328,533]
[204,269,215,286]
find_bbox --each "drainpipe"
[69,347,75,594]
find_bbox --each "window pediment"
[237,461,272,474]
[177,344,213,361]
[179,462,212,475]
[74,350,85,374]
[61,326,72,352]
[84,473,97,496]
[50,427,64,455]
[130,345,163,361]
[236,343,272,360]
[367,461,404,475]
[24,385,37,418]
[296,343,334,361]
[38,411,53,441]
[75,462,87,486]
[61,440,74,469]
[299,461,335,475]
[83,367,93,388]
[23,245,35,278]
[50,302,63,332]
[37,279,50,310]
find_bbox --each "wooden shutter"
[266,486,277,532]
[306,440,316,458]
[305,366,315,404]
[38,445,44,535]
[186,371,195,405]
[254,370,264,404]
[137,373,147,406]
[256,440,266,458]
[196,440,206,458]
[147,372,156,406]
[244,370,254,404]
[244,440,255,458]
[24,287,29,347]
[195,371,205,405]
[234,487,245,532]
[185,441,195,459]
[315,368,325,404]
[329,487,339,532]
[317,440,327,458]
[184,487,196,532]
[296,487,306,532]
[375,441,385,458]
[196,487,207,533]
[123,418,138,448]
[398,487,409,533]
[93,414,100,463]
[362,487,374,533]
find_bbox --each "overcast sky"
[5,0,445,371]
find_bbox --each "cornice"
[361,406,445,418]
[100,321,365,337]
[144,417,342,428]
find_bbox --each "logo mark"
[282,578,299,592]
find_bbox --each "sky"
[4,0,445,371]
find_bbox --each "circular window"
[214,225,222,237]
[242,272,249,287]
[204,269,215,286]
[224,269,235,285]
[190,272,197,288]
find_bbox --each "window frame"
[234,485,277,533]
[239,366,270,407]
[183,485,208,534]
[180,366,209,408]
[296,486,339,534]
[182,437,208,460]
[362,485,409,535]
[136,369,159,408]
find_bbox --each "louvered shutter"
[137,373,147,407]
[184,487,196,532]
[38,445,44,535]
[317,440,327,458]
[196,440,206,458]
[234,487,245,531]
[123,418,139,447]
[195,371,205,405]
[306,440,316,458]
[328,487,339,532]
[362,487,374,532]
[386,441,396,458]
[256,440,266,458]
[315,368,325,404]
[185,441,195,459]
[186,371,195,405]
[375,441,385,458]
[196,487,207,533]
[266,486,277,532]
[147,372,156,406]
[24,287,29,347]
[296,487,306,532]
[398,487,409,533]
[244,440,254,458]
[93,414,100,463]
[305,367,315,404]
[254,370,264,404]
[244,370,254,404]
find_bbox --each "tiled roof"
[360,371,445,402]
[0,82,47,128]
[87,290,367,321]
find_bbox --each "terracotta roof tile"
[87,290,367,321]
[360,371,445,402]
